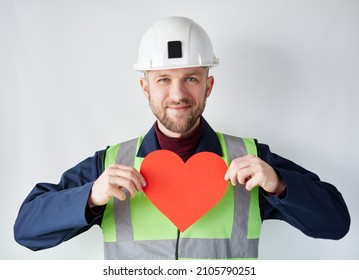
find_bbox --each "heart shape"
[140,150,228,232]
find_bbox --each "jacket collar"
[137,118,223,158]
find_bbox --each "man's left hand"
[224,155,286,194]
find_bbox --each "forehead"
[146,67,208,78]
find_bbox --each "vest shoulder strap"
[222,134,258,158]
[104,138,139,170]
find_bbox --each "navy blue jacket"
[14,120,350,251]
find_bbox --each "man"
[14,16,350,259]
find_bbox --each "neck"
[154,118,204,162]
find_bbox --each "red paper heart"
[140,150,228,232]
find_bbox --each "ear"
[140,78,149,99]
[206,76,214,98]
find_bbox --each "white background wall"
[1,0,358,260]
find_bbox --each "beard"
[148,94,207,135]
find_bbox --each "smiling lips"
[168,105,191,111]
[165,100,193,112]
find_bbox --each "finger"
[224,165,239,186]
[225,167,240,186]
[235,166,256,185]
[224,161,239,183]
[112,164,147,187]
[108,166,146,193]
[225,161,255,186]
[111,186,127,201]
[224,156,255,180]
[109,176,138,197]
[245,174,261,192]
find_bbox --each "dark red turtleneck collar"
[154,118,204,162]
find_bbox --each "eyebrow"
[151,71,202,79]
[184,71,202,76]
[153,73,170,78]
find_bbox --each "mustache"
[164,99,193,107]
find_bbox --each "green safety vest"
[101,133,261,259]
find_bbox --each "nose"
[169,80,187,101]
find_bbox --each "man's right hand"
[88,164,147,208]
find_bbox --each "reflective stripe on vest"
[101,133,261,259]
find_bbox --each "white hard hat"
[134,16,219,71]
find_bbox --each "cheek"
[192,86,209,102]
[148,92,166,107]
[152,88,170,101]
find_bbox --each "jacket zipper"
[175,229,180,260]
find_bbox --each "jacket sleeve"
[258,143,350,240]
[13,150,106,251]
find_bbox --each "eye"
[185,77,198,83]
[157,78,170,84]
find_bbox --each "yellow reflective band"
[101,143,120,242]
[243,138,262,239]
